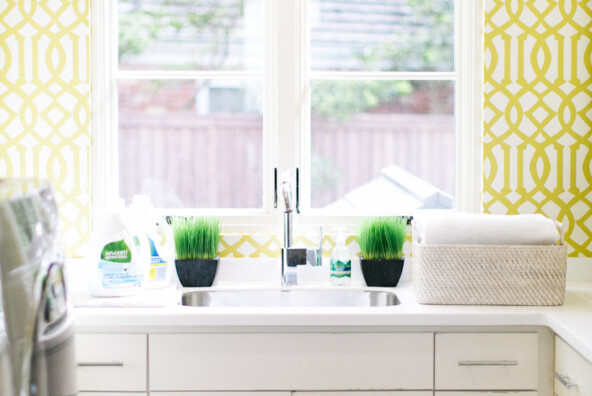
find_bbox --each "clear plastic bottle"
[330,228,351,285]
[129,194,176,289]
[87,198,148,297]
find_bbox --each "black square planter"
[360,257,404,287]
[175,258,219,287]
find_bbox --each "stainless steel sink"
[181,289,400,307]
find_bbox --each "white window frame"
[91,0,483,232]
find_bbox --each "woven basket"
[412,221,567,306]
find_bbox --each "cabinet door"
[295,392,432,396]
[76,333,147,392]
[151,393,289,396]
[435,333,538,390]
[150,333,434,391]
[555,336,592,396]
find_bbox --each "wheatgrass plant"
[359,217,407,260]
[172,217,221,260]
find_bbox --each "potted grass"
[359,216,407,287]
[172,216,221,287]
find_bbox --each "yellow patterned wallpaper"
[1,1,590,258]
[0,1,91,256]
[483,0,592,257]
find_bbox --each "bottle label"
[330,258,351,278]
[147,236,168,282]
[99,239,143,288]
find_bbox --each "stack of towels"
[413,213,561,246]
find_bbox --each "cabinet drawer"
[150,333,434,391]
[296,393,433,396]
[152,393,289,396]
[435,333,538,390]
[435,393,537,396]
[80,394,147,396]
[555,336,592,396]
[76,333,147,391]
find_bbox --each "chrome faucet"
[280,170,322,285]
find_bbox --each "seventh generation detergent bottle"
[87,199,148,297]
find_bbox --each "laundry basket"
[411,221,567,306]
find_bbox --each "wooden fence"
[119,113,454,208]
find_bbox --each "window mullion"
[115,70,262,80]
[275,0,302,181]
[310,71,459,81]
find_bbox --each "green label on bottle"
[330,258,351,278]
[101,240,131,263]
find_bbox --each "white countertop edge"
[72,281,592,363]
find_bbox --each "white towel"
[413,213,561,245]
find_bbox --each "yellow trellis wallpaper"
[0,1,90,256]
[483,0,592,256]
[0,1,590,258]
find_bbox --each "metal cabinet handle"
[555,372,577,389]
[458,360,518,366]
[77,362,124,367]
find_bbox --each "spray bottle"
[129,195,176,289]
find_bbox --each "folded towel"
[413,213,561,245]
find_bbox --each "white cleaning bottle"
[330,228,351,285]
[129,194,176,289]
[87,198,148,297]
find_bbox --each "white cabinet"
[435,333,538,391]
[74,330,548,394]
[75,333,147,392]
[149,333,434,391]
[554,336,592,396]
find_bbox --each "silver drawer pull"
[78,362,124,367]
[555,372,577,389]
[458,360,518,366]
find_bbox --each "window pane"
[118,0,264,71]
[118,79,263,208]
[310,0,454,72]
[311,80,454,211]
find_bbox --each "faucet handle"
[305,226,323,267]
[284,247,307,267]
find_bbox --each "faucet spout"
[281,178,294,214]
[281,171,294,249]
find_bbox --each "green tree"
[312,0,454,120]
[118,0,244,70]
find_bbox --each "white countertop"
[72,280,592,363]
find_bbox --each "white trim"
[299,0,313,211]
[454,0,483,213]
[91,0,119,230]
[91,0,484,233]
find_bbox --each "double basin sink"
[181,289,400,308]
